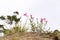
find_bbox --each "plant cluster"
[0,11,48,34]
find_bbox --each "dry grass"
[0,32,58,40]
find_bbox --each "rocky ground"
[0,32,59,40]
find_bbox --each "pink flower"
[24,13,27,16]
[40,18,43,22]
[30,14,34,19]
[40,18,48,24]
[43,18,46,21]
[30,15,32,17]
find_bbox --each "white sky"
[0,0,60,31]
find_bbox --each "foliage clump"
[53,30,60,36]
[0,11,50,35]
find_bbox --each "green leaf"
[0,16,5,20]
[14,11,19,15]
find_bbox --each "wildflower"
[43,18,46,21]
[30,15,32,18]
[43,18,48,23]
[40,18,43,22]
[24,13,27,16]
[30,14,34,19]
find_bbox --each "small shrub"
[53,30,59,35]
[12,26,27,33]
[4,29,12,34]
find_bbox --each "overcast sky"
[0,0,60,31]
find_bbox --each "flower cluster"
[0,12,48,33]
[23,13,48,32]
[40,18,47,23]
